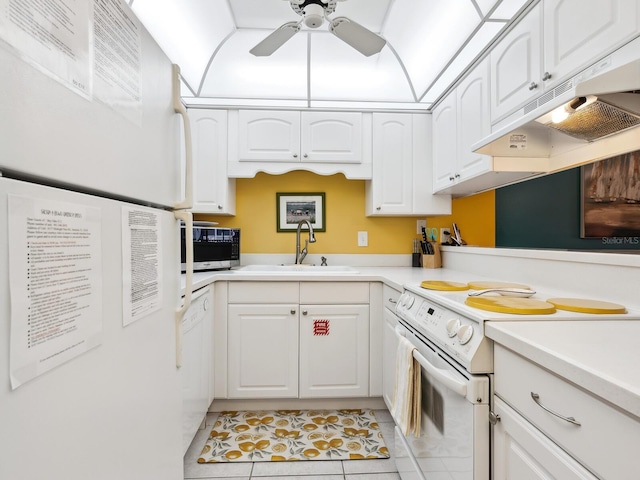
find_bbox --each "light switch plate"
[357,231,368,247]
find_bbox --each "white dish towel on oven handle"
[391,333,422,437]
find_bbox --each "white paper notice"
[122,207,163,326]
[0,0,92,96]
[8,195,102,389]
[93,0,143,125]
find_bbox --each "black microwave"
[181,223,240,272]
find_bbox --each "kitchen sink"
[237,264,358,273]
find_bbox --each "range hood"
[474,36,640,172]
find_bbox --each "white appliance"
[391,281,640,480]
[181,285,213,455]
[0,2,195,479]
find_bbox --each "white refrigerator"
[0,1,192,479]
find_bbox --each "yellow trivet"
[420,280,469,291]
[547,298,627,314]
[465,296,557,314]
[467,281,531,290]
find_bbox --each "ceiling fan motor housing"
[291,0,338,27]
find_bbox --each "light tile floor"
[184,409,400,480]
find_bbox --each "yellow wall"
[198,171,495,253]
[426,190,496,247]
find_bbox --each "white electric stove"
[391,280,640,480]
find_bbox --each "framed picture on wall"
[581,150,640,238]
[276,192,326,232]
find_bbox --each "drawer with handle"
[383,284,401,311]
[494,344,640,480]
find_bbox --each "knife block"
[422,243,442,269]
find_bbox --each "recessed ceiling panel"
[130,0,235,92]
[383,0,481,99]
[309,33,413,102]
[200,30,308,99]
[229,0,299,29]
[421,21,506,103]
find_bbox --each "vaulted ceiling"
[128,0,532,109]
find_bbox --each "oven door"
[394,322,490,480]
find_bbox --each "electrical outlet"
[416,220,426,235]
[440,228,450,244]
[357,231,368,247]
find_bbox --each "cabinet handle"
[302,310,308,315]
[303,153,308,158]
[528,81,538,91]
[290,309,296,315]
[293,153,298,158]
[489,411,501,426]
[542,71,552,81]
[218,205,223,210]
[449,176,455,181]
[530,392,581,426]
[388,298,397,304]
[376,206,381,210]
[454,173,460,179]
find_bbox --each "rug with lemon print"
[198,409,390,463]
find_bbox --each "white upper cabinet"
[491,3,543,123]
[301,112,363,163]
[492,0,640,124]
[543,0,640,86]
[432,94,458,192]
[187,109,236,215]
[367,113,451,216]
[236,110,300,162]
[228,110,372,178]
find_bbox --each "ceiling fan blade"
[329,17,386,57]
[250,22,301,56]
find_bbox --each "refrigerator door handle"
[172,64,193,211]
[174,210,193,368]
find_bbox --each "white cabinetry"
[228,110,372,178]
[366,113,451,216]
[187,109,235,215]
[491,0,640,124]
[228,303,299,398]
[226,281,370,399]
[493,344,640,480]
[299,304,369,398]
[433,60,535,196]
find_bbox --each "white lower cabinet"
[493,397,597,480]
[226,281,371,399]
[227,304,299,398]
[493,344,640,480]
[299,304,369,398]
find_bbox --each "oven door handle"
[395,326,468,398]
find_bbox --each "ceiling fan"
[250,0,386,57]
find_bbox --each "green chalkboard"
[495,167,640,251]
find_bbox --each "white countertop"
[486,321,640,420]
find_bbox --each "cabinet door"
[490,3,542,123]
[369,113,413,214]
[299,304,369,398]
[382,308,399,410]
[493,397,598,480]
[456,60,492,182]
[227,304,299,398]
[237,110,300,162]
[301,112,362,163]
[188,109,235,214]
[543,0,640,85]
[432,93,458,192]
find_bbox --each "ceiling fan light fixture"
[303,4,325,28]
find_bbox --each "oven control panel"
[396,292,492,373]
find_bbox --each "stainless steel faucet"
[295,219,316,264]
